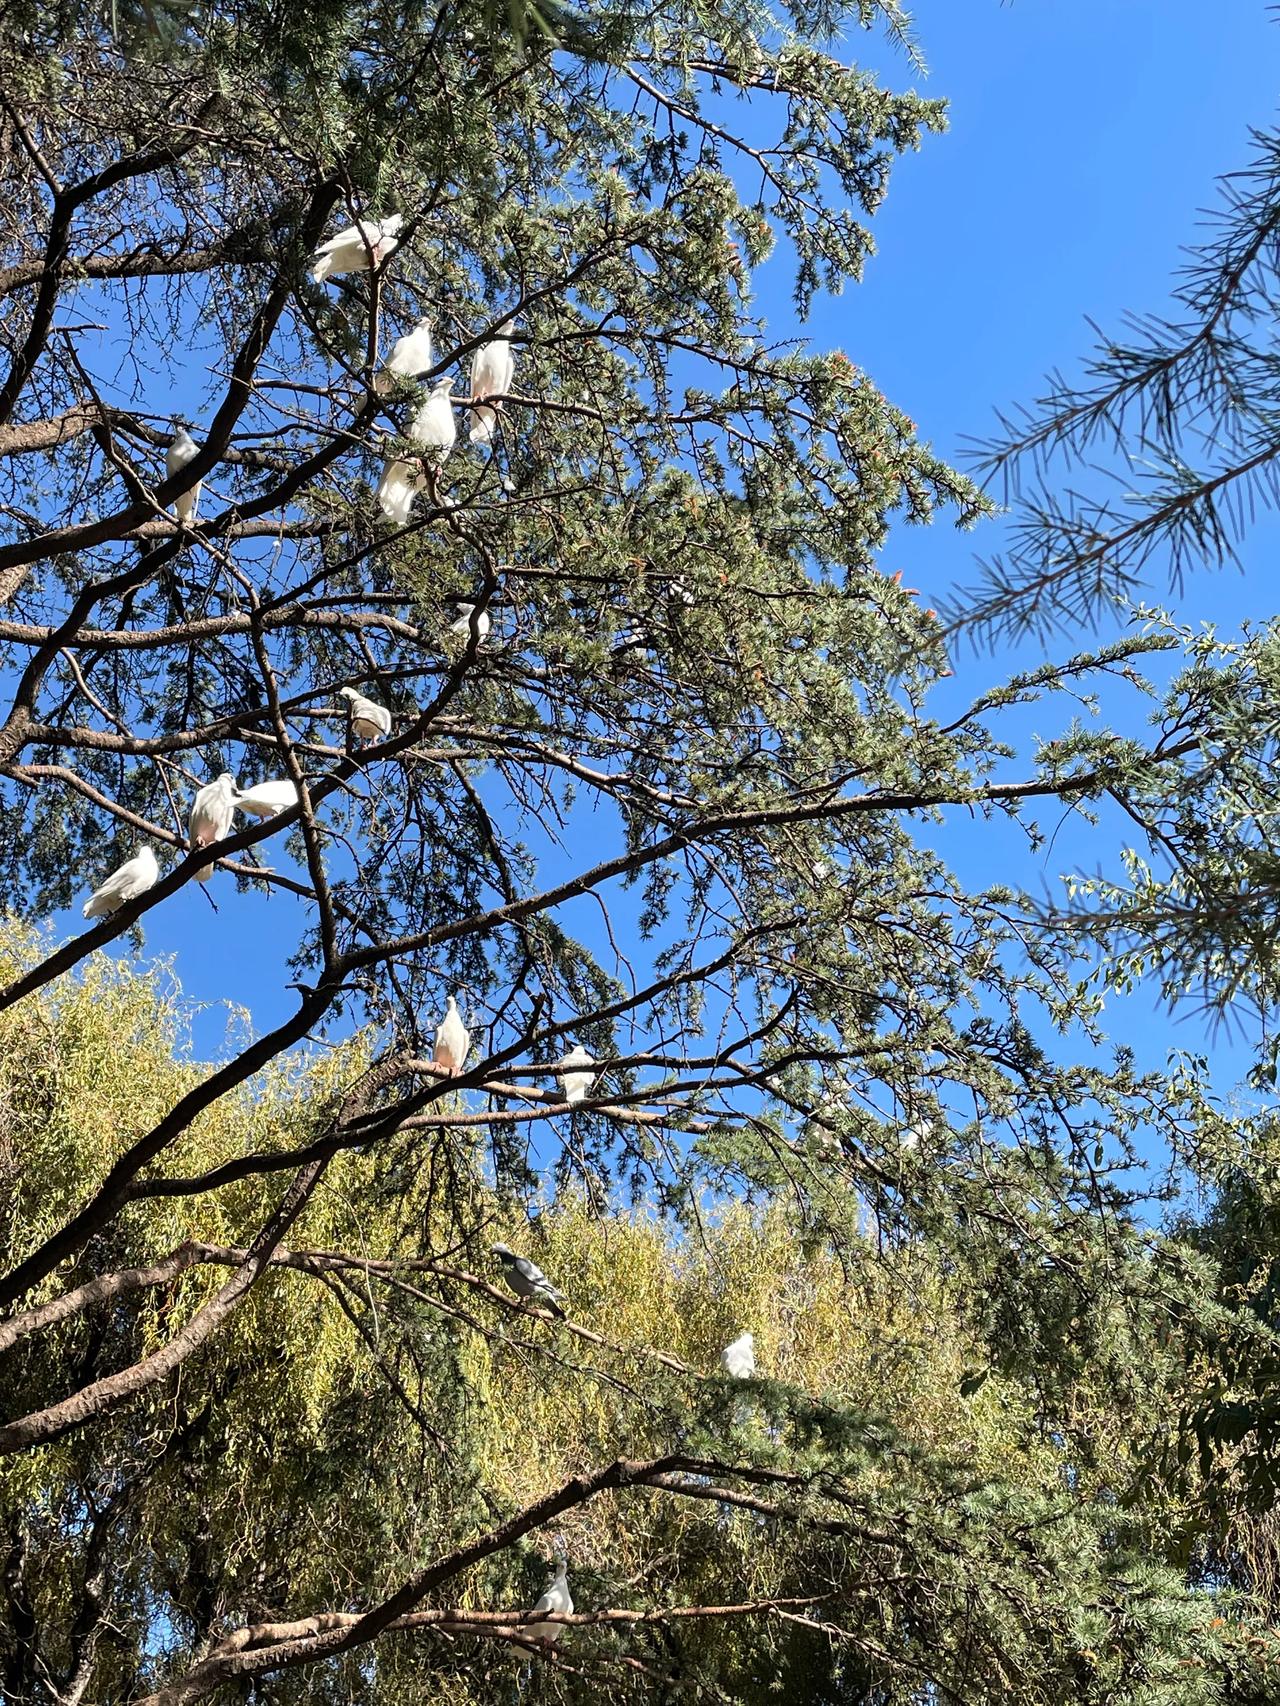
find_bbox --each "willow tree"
[2,1,1278,1702]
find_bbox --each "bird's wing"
[312,226,353,257]
[472,347,502,397]
[96,868,130,902]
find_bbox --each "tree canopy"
[5,2,1280,1702]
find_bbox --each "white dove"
[558,1045,596,1107]
[377,377,456,524]
[166,426,201,525]
[311,213,403,283]
[526,1558,572,1645]
[83,844,159,919]
[189,772,239,882]
[720,1331,755,1379]
[234,779,299,820]
[374,315,434,395]
[376,460,425,526]
[409,376,457,460]
[449,602,491,642]
[431,993,470,1076]
[337,687,392,742]
[468,332,515,445]
[901,1118,932,1151]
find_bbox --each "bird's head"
[216,771,237,788]
[490,1243,514,1263]
[337,686,358,703]
[381,213,405,235]
[432,376,455,397]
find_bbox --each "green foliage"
[951,116,1280,642]
[0,937,1273,1702]
[4,0,1280,1699]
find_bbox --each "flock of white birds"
[87,219,509,928]
[88,216,757,1641]
[307,212,517,526]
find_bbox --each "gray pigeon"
[491,1244,566,1319]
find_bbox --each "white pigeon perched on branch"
[431,993,470,1075]
[558,1044,596,1107]
[377,376,456,523]
[410,376,457,459]
[311,212,403,283]
[468,331,515,445]
[375,459,425,526]
[234,779,299,820]
[720,1330,755,1378]
[449,602,491,642]
[188,773,239,882]
[82,844,159,919]
[526,1557,572,1645]
[491,1244,567,1319]
[337,686,392,743]
[373,315,434,395]
[166,426,201,525]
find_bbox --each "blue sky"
[67,2,1280,1108]
[818,0,1280,1104]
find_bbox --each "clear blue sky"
[73,2,1280,1103]
[812,0,1280,1104]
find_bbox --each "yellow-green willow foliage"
[0,922,369,1270]
[0,930,1268,1704]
